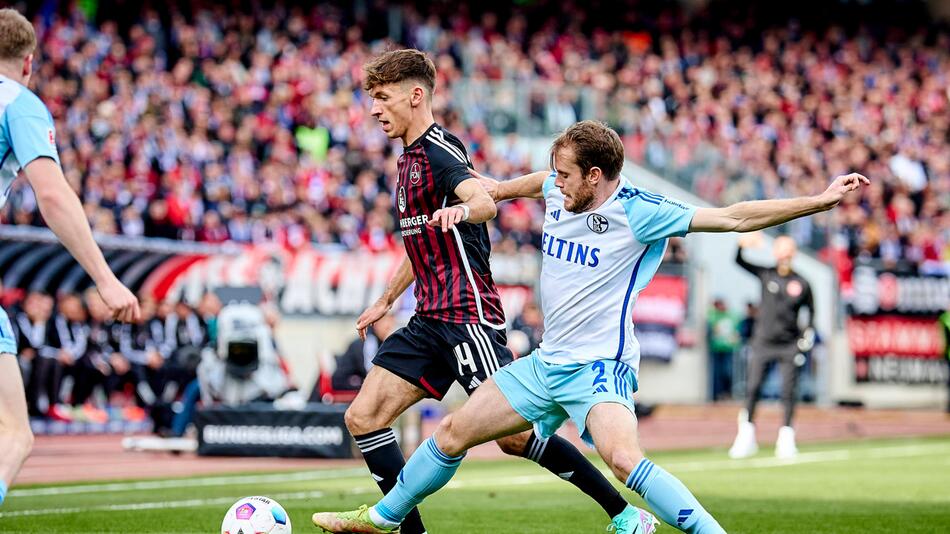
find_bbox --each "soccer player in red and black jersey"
[318,49,630,534]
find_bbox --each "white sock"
[369,506,400,529]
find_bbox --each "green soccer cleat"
[311,505,399,534]
[607,504,660,534]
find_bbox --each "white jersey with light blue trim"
[0,74,60,209]
[536,172,696,374]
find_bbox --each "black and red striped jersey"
[395,123,506,328]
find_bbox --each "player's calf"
[589,404,726,533]
[0,426,32,504]
[494,430,530,456]
[0,354,34,504]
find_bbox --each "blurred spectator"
[85,288,133,416]
[52,293,108,423]
[331,314,395,391]
[17,293,62,418]
[707,298,739,401]
[510,300,544,357]
[738,302,757,347]
[940,308,950,413]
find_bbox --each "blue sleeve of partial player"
[541,170,557,197]
[5,90,59,167]
[624,190,696,245]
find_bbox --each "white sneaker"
[775,426,799,459]
[728,420,758,459]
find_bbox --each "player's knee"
[344,403,385,435]
[495,433,527,457]
[20,427,34,457]
[433,414,467,457]
[606,447,643,482]
[1,423,33,459]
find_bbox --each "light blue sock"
[371,437,464,527]
[626,458,725,534]
[0,479,7,506]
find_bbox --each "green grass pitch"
[2,436,948,533]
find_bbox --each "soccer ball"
[221,496,292,534]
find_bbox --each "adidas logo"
[371,473,384,482]
[557,471,574,480]
[550,209,561,221]
[593,385,608,394]
[677,508,694,526]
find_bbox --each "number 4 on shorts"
[453,343,478,374]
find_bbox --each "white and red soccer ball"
[221,496,291,534]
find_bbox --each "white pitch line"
[9,441,950,502]
[5,442,950,519]
[0,490,325,518]
[665,442,950,474]
[11,467,368,497]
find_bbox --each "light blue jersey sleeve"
[622,188,696,245]
[4,89,59,167]
[541,170,557,197]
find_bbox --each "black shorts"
[373,315,513,399]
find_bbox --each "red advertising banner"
[848,315,947,385]
[632,274,688,326]
[632,274,689,361]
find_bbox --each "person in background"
[729,233,815,459]
[707,298,739,401]
[940,308,950,413]
[168,293,222,438]
[167,300,207,369]
[51,293,106,423]
[738,302,757,347]
[85,288,144,422]
[332,314,395,391]
[510,300,544,357]
[197,292,223,345]
[17,293,66,419]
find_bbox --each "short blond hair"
[0,9,36,61]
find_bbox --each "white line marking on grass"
[10,441,950,503]
[447,475,549,489]
[666,442,950,474]
[6,442,950,518]
[11,467,368,497]
[0,490,326,518]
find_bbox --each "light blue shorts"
[493,351,637,447]
[0,308,16,355]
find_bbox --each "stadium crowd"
[6,1,944,275]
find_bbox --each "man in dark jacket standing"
[729,233,814,459]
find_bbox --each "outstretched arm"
[689,173,869,233]
[24,158,140,323]
[471,169,548,202]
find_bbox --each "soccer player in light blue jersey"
[313,121,869,533]
[0,9,140,506]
